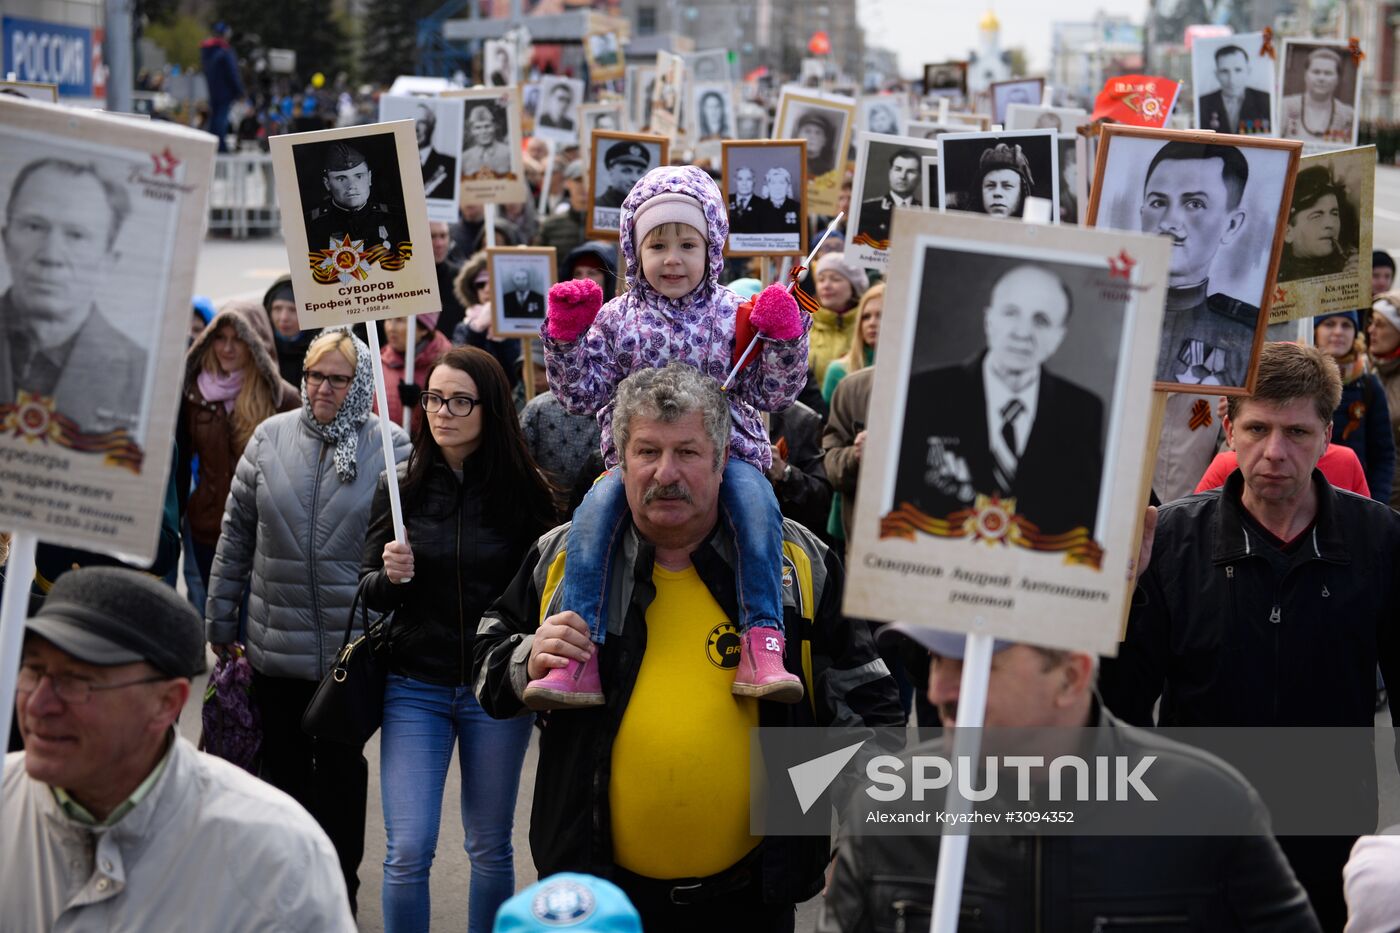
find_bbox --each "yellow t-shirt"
[609,563,761,879]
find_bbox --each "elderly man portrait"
[502,266,545,322]
[305,142,409,253]
[474,364,902,932]
[0,157,148,437]
[1101,341,1400,930]
[1280,46,1356,144]
[414,101,456,200]
[728,165,765,234]
[1277,164,1357,282]
[1137,140,1259,387]
[856,148,922,243]
[1199,44,1273,134]
[461,102,512,178]
[892,263,1104,537]
[1,567,353,931]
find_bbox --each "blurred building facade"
[1049,15,1145,109]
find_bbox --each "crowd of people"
[9,50,1400,933]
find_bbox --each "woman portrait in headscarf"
[966,142,1035,219]
[795,109,839,177]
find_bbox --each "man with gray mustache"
[473,363,902,931]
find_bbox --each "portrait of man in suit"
[0,157,148,439]
[892,263,1103,537]
[414,102,456,199]
[502,267,545,321]
[727,165,764,233]
[857,147,922,243]
[1198,44,1272,135]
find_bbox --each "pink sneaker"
[732,629,804,703]
[523,651,605,710]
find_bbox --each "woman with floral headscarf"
[205,328,411,914]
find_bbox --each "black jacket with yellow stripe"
[472,516,904,903]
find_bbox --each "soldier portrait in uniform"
[849,133,940,270]
[535,76,583,144]
[299,138,411,258]
[721,139,807,256]
[442,86,527,206]
[0,156,150,440]
[1191,34,1274,136]
[587,130,668,239]
[1279,40,1361,151]
[1089,126,1301,391]
[990,77,1045,126]
[488,246,557,337]
[377,94,464,222]
[461,101,512,177]
[937,129,1058,222]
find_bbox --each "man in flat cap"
[1138,140,1259,387]
[597,141,652,208]
[414,102,457,200]
[305,141,410,254]
[1,567,354,930]
[1277,164,1357,283]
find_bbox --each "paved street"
[181,168,1400,931]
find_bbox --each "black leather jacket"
[361,457,546,686]
[820,706,1321,933]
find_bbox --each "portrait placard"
[0,81,58,102]
[1004,104,1088,136]
[488,247,557,337]
[1277,39,1362,153]
[990,78,1046,125]
[650,51,687,138]
[924,61,968,99]
[848,132,940,271]
[1088,125,1300,392]
[774,89,855,214]
[626,65,657,133]
[0,98,215,561]
[1269,146,1374,323]
[736,102,769,140]
[1058,136,1080,224]
[378,93,463,222]
[692,82,737,158]
[483,39,518,88]
[534,75,585,145]
[920,155,938,209]
[843,210,1170,653]
[688,49,735,84]
[442,87,527,205]
[587,130,669,240]
[579,101,625,165]
[1191,32,1275,135]
[937,128,1059,222]
[721,139,808,257]
[585,31,625,83]
[859,95,910,138]
[269,120,438,328]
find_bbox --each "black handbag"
[302,578,391,744]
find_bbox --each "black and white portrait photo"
[535,76,584,144]
[588,131,668,239]
[1278,39,1362,151]
[859,95,909,138]
[849,133,940,269]
[924,61,968,99]
[937,129,1058,222]
[775,90,855,213]
[489,247,557,337]
[1090,127,1301,390]
[650,51,686,137]
[688,49,733,84]
[579,102,624,164]
[990,78,1045,126]
[293,133,411,259]
[722,140,807,256]
[692,83,735,143]
[585,31,624,82]
[1004,104,1089,136]
[442,87,527,205]
[483,39,517,88]
[626,65,657,133]
[907,120,963,141]
[378,94,463,222]
[0,97,218,557]
[1191,33,1274,135]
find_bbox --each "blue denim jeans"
[380,673,533,933]
[563,458,785,643]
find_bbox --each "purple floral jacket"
[542,165,810,470]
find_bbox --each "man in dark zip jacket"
[820,629,1320,933]
[473,365,903,932]
[1100,342,1400,932]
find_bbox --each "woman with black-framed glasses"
[205,328,411,914]
[360,346,555,932]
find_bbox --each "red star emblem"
[151,148,179,178]
[1107,249,1136,279]
[1273,285,1288,304]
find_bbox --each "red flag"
[1091,75,1181,128]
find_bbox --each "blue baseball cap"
[494,873,641,932]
